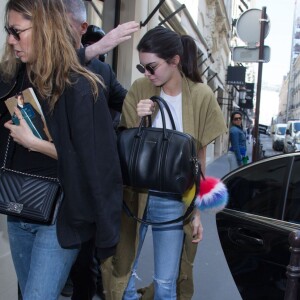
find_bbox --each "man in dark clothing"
[72,48,127,300]
[62,0,133,298]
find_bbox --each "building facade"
[286,0,300,120]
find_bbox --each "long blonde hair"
[1,0,104,111]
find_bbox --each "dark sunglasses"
[233,117,242,121]
[136,63,157,75]
[4,25,32,41]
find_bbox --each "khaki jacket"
[120,74,227,151]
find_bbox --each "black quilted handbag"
[0,137,62,224]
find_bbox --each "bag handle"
[122,167,201,226]
[2,136,11,169]
[139,96,177,132]
[1,135,59,182]
[150,96,176,130]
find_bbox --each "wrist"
[27,136,40,152]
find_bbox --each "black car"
[216,152,300,300]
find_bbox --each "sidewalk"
[206,139,253,178]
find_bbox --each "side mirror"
[286,129,291,135]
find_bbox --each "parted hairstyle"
[1,0,103,111]
[137,26,203,83]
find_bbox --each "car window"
[294,123,300,132]
[284,156,300,223]
[277,127,286,135]
[224,157,291,219]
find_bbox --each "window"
[225,157,291,219]
[294,122,300,132]
[284,156,300,223]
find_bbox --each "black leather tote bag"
[117,96,199,195]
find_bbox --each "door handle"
[228,228,264,246]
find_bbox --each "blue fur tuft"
[195,181,228,212]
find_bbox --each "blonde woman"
[0,0,122,299]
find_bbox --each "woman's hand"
[4,107,58,159]
[136,99,155,118]
[191,208,203,243]
[4,107,37,150]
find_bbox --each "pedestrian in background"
[228,111,247,171]
[1,0,123,299]
[102,26,227,300]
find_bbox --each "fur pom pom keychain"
[195,176,228,212]
[182,176,228,212]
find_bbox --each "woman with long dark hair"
[102,26,227,300]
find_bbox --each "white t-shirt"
[152,90,183,132]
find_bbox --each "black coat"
[77,48,127,129]
[48,75,123,257]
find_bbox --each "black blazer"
[78,48,127,129]
[47,74,123,257]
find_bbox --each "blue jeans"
[123,193,185,300]
[7,216,79,300]
[228,151,239,171]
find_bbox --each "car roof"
[221,152,300,181]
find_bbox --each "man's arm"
[85,21,139,62]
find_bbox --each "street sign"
[236,8,270,46]
[232,46,271,63]
[226,66,246,85]
[239,83,254,109]
[259,124,268,134]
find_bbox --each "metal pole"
[285,231,300,300]
[252,7,267,162]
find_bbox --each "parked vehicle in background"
[216,152,300,299]
[283,120,300,153]
[271,123,287,151]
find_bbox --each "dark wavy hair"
[137,26,202,83]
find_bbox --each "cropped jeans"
[7,216,79,300]
[123,192,185,300]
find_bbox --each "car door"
[283,155,300,224]
[216,155,300,300]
